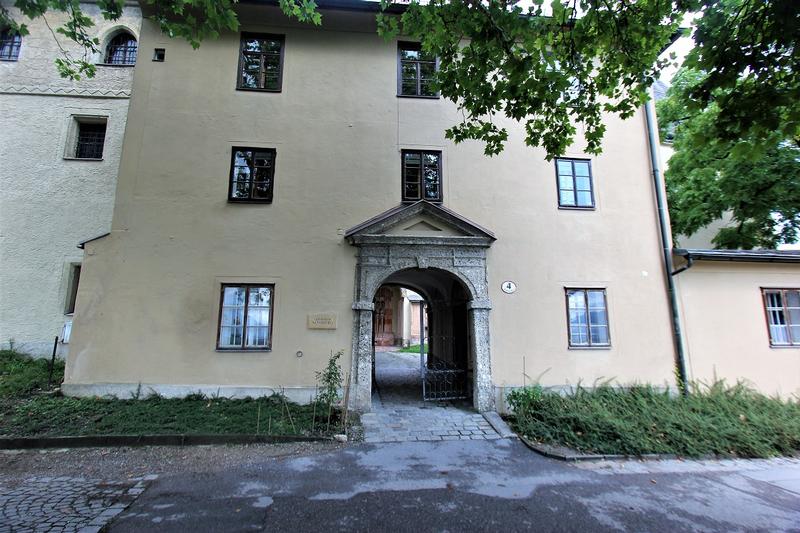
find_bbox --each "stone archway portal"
[345,201,496,412]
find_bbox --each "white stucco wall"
[0,2,141,355]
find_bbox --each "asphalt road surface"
[104,438,800,532]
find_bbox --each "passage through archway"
[345,201,496,412]
[372,269,473,404]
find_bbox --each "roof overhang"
[673,248,800,264]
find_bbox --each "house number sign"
[501,281,517,294]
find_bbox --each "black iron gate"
[422,354,469,400]
[417,296,470,401]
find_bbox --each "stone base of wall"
[62,383,322,404]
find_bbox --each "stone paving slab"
[0,475,155,533]
[363,350,503,443]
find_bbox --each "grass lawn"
[397,344,428,353]
[0,350,348,438]
[508,383,800,458]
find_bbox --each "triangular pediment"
[345,201,495,244]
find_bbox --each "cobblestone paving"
[0,475,155,533]
[363,350,501,443]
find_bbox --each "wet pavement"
[105,439,800,532]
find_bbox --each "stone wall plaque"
[307,313,337,330]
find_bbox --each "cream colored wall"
[0,3,140,356]
[674,261,800,398]
[66,5,676,395]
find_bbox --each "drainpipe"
[644,97,689,395]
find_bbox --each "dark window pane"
[420,80,437,96]
[404,182,420,200]
[238,34,283,90]
[75,122,106,159]
[229,148,275,201]
[0,30,22,60]
[104,33,137,65]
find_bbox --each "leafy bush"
[507,382,800,458]
[315,350,343,410]
[0,350,64,398]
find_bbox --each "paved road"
[107,438,800,532]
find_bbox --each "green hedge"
[507,382,800,458]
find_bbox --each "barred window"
[556,158,595,208]
[402,150,442,202]
[763,289,800,346]
[0,29,22,61]
[75,121,107,159]
[217,285,274,350]
[398,42,437,97]
[566,289,610,347]
[104,32,137,65]
[229,148,276,202]
[237,33,284,92]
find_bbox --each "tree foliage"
[1,0,797,159]
[658,68,800,249]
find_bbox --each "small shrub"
[315,350,343,410]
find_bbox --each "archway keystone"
[345,201,496,412]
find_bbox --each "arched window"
[0,29,22,61]
[104,32,137,65]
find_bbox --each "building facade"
[0,2,141,355]
[62,2,681,411]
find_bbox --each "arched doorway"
[345,201,496,412]
[372,268,474,404]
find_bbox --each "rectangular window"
[556,158,595,208]
[75,121,107,159]
[229,147,276,202]
[65,264,81,314]
[217,284,275,350]
[0,30,22,61]
[566,288,610,347]
[237,33,284,92]
[763,289,800,346]
[402,150,442,202]
[398,42,437,97]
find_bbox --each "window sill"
[568,345,611,350]
[236,87,282,93]
[0,58,19,62]
[397,94,440,100]
[769,344,800,349]
[228,199,274,204]
[558,205,596,211]
[63,156,104,161]
[402,199,443,204]
[96,63,135,68]
[216,349,272,353]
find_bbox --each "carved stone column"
[468,298,494,412]
[349,302,374,411]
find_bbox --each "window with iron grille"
[566,288,610,347]
[402,150,442,202]
[229,148,276,202]
[398,42,438,97]
[0,29,21,61]
[763,289,800,346]
[75,121,107,159]
[556,158,595,208]
[104,32,137,65]
[217,284,274,350]
[237,33,284,92]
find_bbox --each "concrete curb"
[0,433,333,450]
[482,411,517,439]
[517,435,679,462]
